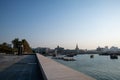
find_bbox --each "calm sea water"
[53,54,120,80]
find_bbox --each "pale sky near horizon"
[1,0,120,49]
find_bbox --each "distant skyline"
[1,0,120,49]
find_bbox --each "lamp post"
[17,41,23,55]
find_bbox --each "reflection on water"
[53,54,120,80]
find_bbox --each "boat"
[110,54,118,59]
[90,55,94,58]
[66,53,77,57]
[63,57,76,61]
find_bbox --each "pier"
[0,54,95,80]
[36,53,95,80]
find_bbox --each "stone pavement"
[0,55,43,80]
[36,53,95,80]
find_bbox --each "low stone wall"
[36,53,95,80]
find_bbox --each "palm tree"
[12,38,19,48]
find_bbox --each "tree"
[2,42,7,46]
[11,38,33,54]
[12,38,19,49]
[0,42,13,54]
[22,39,33,53]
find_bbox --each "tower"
[75,44,79,50]
[75,44,79,53]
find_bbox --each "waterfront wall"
[36,53,95,80]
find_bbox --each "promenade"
[36,53,95,80]
[0,55,43,80]
[0,54,95,80]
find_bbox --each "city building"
[34,47,50,54]
[96,46,120,53]
[55,45,64,54]
[110,46,120,52]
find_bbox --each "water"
[53,54,120,80]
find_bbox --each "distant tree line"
[0,38,33,54]
[0,42,13,54]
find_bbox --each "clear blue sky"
[1,0,120,49]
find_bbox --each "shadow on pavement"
[0,55,44,80]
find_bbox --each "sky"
[1,0,120,49]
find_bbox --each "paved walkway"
[0,55,43,80]
[36,53,95,80]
